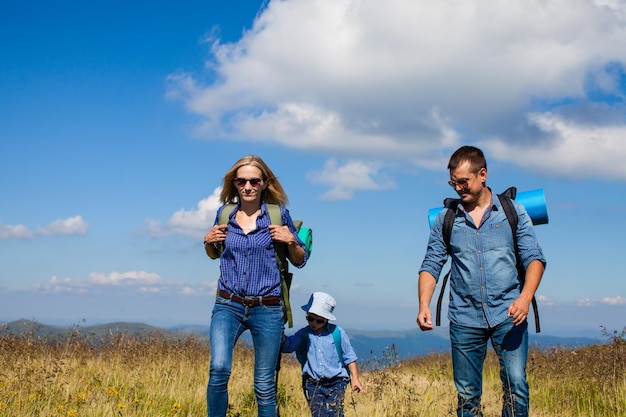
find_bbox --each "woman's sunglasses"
[234,177,263,188]
[306,316,327,325]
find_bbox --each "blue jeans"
[304,377,348,417]
[206,296,284,417]
[450,318,529,417]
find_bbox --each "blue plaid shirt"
[420,193,546,328]
[216,202,307,297]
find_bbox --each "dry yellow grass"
[0,327,624,416]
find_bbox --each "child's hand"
[351,378,365,393]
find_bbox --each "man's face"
[449,161,486,204]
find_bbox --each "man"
[417,146,546,417]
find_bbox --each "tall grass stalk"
[0,327,624,416]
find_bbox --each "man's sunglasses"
[234,177,263,187]
[447,177,471,188]
[306,316,327,325]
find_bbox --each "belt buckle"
[241,297,256,307]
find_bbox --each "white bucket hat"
[301,292,336,320]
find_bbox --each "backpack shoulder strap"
[266,203,283,226]
[500,186,517,200]
[208,204,237,259]
[496,190,520,266]
[218,204,237,225]
[265,204,296,328]
[328,324,344,366]
[442,198,459,256]
[497,188,518,240]
[497,189,541,333]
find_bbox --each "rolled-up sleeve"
[419,210,450,282]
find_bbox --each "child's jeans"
[304,376,348,417]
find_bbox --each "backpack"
[217,203,310,328]
[435,187,541,333]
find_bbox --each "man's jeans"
[304,377,348,417]
[207,296,284,417]
[450,318,529,417]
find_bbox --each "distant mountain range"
[345,328,603,362]
[0,319,202,341]
[2,319,603,361]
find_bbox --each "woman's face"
[234,165,266,206]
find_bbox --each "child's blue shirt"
[282,324,357,380]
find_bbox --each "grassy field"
[0,326,624,417]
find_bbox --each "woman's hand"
[204,225,228,245]
[268,225,295,245]
[269,224,305,265]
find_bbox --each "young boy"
[281,292,364,417]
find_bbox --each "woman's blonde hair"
[220,155,289,205]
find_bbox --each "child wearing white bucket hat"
[281,292,364,417]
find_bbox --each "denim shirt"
[216,202,307,297]
[419,193,546,328]
[282,324,357,380]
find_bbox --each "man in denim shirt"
[417,146,546,417]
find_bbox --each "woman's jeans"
[450,318,529,417]
[304,377,348,417]
[207,296,284,417]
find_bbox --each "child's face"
[306,313,328,333]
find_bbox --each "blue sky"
[2,0,626,337]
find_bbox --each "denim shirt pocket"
[485,218,512,250]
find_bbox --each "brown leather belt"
[218,290,281,307]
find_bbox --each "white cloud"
[36,215,88,236]
[38,271,217,297]
[0,216,88,240]
[602,295,626,305]
[484,112,626,180]
[146,187,222,238]
[0,222,35,239]
[307,159,395,200]
[87,271,161,286]
[167,0,626,181]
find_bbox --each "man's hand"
[508,297,531,326]
[417,272,437,331]
[417,308,434,331]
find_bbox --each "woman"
[203,155,308,417]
